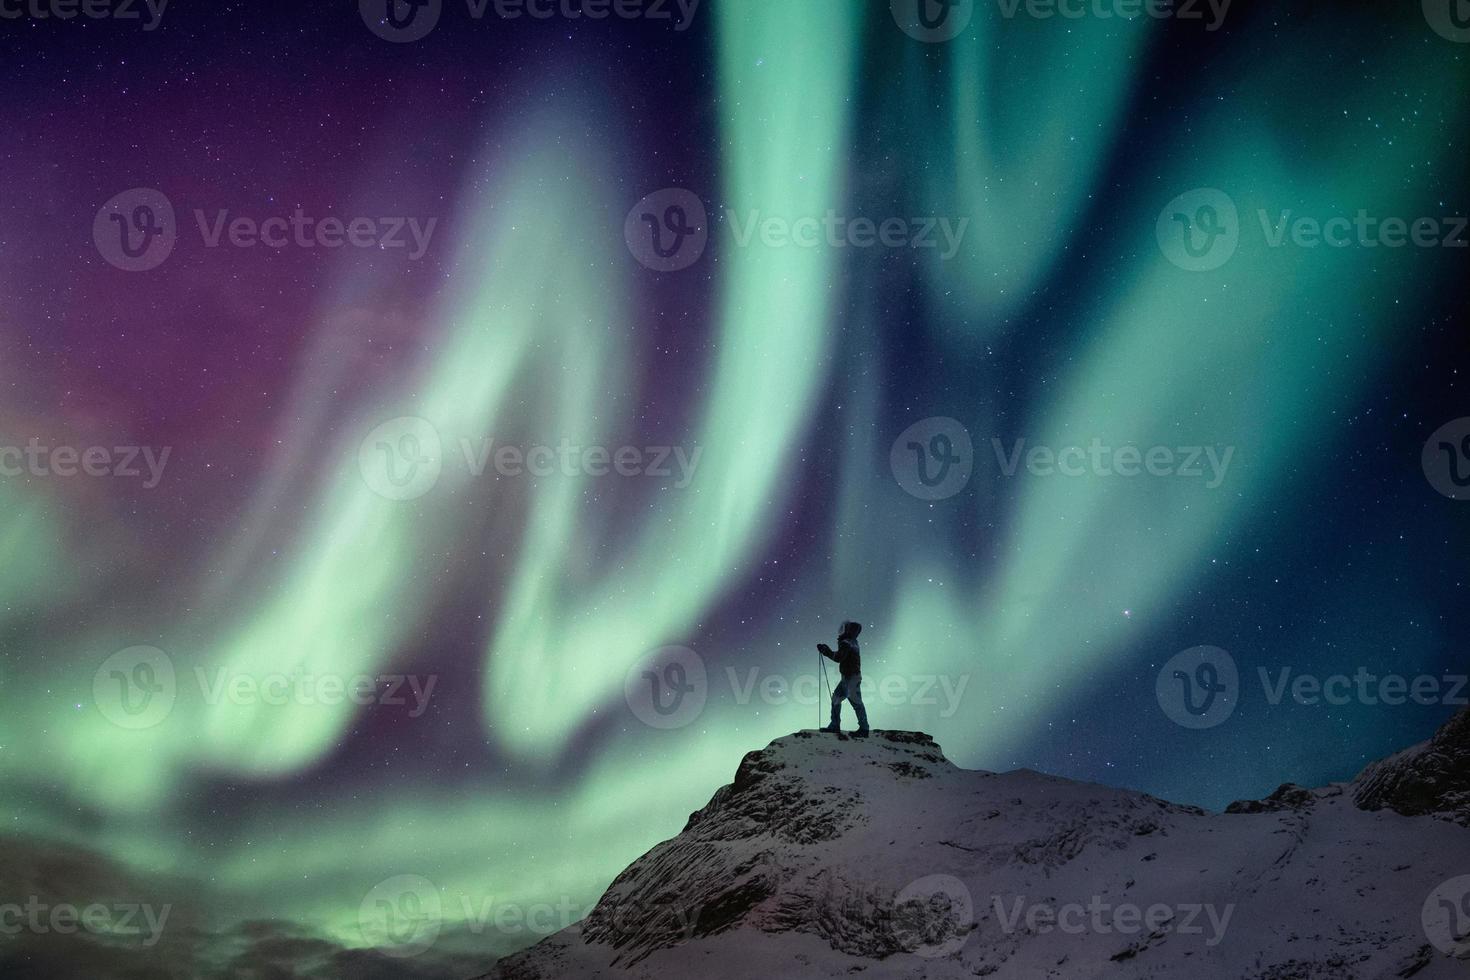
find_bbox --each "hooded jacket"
[821,622,862,678]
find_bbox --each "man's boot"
[819,703,842,733]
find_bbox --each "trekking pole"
[817,646,829,729]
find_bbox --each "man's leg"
[829,678,847,729]
[848,675,869,733]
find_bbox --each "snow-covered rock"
[1353,707,1470,828]
[483,715,1470,979]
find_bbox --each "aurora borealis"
[1,0,1469,975]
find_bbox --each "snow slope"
[482,716,1470,979]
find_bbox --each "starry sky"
[1,0,1468,975]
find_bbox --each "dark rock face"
[1225,783,1317,814]
[1353,707,1470,827]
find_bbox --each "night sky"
[1,0,1468,975]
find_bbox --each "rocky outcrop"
[1353,707,1470,827]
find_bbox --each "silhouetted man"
[818,621,869,737]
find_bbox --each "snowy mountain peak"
[486,720,1470,979]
